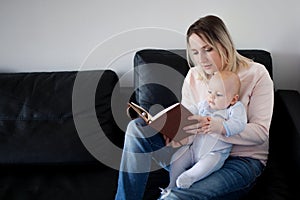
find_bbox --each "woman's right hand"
[165,115,210,148]
[183,115,210,134]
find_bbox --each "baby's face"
[206,77,235,110]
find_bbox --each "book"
[127,102,197,142]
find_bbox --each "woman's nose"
[199,51,208,63]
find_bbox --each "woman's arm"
[221,66,274,145]
[181,70,196,108]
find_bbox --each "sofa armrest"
[273,89,300,198]
[275,90,300,167]
[245,89,300,200]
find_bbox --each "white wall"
[0,0,299,92]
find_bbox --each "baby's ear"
[230,94,239,105]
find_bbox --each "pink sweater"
[181,62,274,165]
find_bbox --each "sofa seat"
[0,165,119,200]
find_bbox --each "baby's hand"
[203,117,225,135]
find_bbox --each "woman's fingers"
[187,115,205,121]
[202,124,211,134]
[184,125,208,134]
[163,135,171,145]
[183,122,201,131]
[183,115,210,134]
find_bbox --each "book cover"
[127,102,197,142]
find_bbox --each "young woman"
[115,15,274,200]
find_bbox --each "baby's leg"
[176,152,224,189]
[167,146,192,188]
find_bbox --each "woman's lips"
[202,64,212,70]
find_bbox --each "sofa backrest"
[133,49,273,114]
[0,70,120,165]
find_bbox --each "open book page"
[127,102,153,123]
[150,102,180,122]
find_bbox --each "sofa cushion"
[133,49,189,114]
[0,70,120,165]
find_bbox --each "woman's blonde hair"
[186,15,251,81]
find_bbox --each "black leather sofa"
[0,49,299,200]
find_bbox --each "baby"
[166,71,247,190]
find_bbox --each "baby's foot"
[176,173,194,189]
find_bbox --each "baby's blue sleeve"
[188,100,208,115]
[223,102,247,137]
[186,104,198,115]
[198,100,210,116]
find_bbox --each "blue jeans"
[115,118,264,200]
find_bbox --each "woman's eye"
[205,47,213,52]
[192,51,199,55]
[216,93,223,97]
[208,90,212,94]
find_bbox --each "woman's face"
[188,33,223,75]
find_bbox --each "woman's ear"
[230,94,239,105]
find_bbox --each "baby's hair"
[212,71,241,96]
